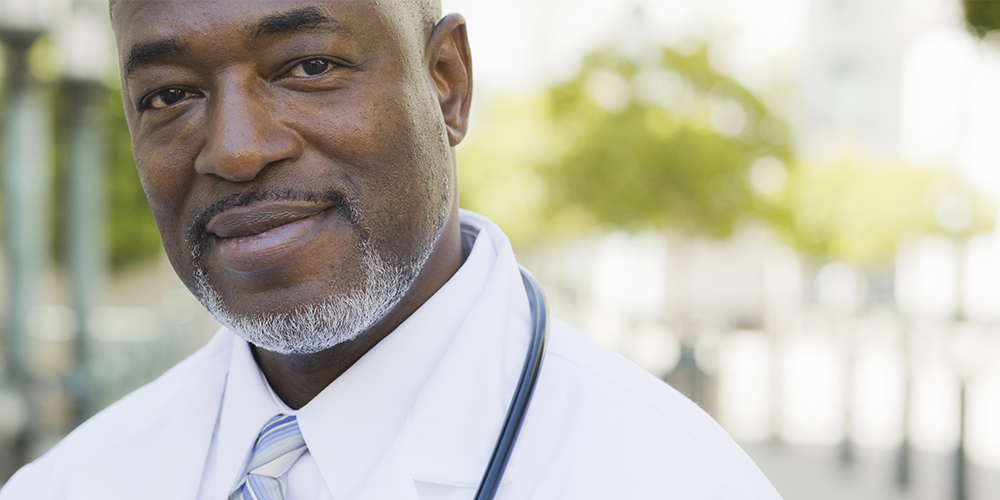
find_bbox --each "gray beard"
[192,240,425,355]
[187,174,451,355]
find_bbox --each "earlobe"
[426,14,473,147]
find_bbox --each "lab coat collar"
[66,332,234,500]
[405,211,533,487]
[293,210,530,497]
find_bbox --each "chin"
[192,237,422,355]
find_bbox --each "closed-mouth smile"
[206,200,338,273]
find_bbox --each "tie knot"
[248,414,306,472]
[230,414,308,500]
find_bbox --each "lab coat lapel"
[66,332,233,500]
[299,213,504,498]
[407,214,533,488]
[350,429,421,500]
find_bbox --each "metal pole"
[896,323,911,490]
[63,79,106,427]
[0,30,51,478]
[955,378,966,500]
[953,240,967,500]
[839,326,855,467]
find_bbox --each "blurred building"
[798,0,963,160]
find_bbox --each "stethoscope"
[473,266,549,500]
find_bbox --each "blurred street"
[745,444,1000,500]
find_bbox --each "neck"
[251,209,465,410]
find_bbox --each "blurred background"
[1,0,1000,498]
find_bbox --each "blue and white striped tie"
[230,414,308,500]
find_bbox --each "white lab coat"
[0,211,780,499]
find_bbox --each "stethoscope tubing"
[473,266,550,500]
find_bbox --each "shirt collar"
[213,334,288,499]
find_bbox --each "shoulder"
[0,331,234,499]
[512,318,780,499]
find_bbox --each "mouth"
[203,197,346,274]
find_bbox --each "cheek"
[135,148,197,219]
[286,88,449,262]
[132,108,205,197]
[133,154,201,292]
[132,127,204,255]
[285,92,387,159]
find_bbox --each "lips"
[205,200,337,274]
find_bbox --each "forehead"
[112,0,422,58]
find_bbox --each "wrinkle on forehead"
[111,0,442,39]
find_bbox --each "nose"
[194,78,300,182]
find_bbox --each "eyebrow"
[122,7,348,80]
[124,37,186,78]
[248,6,349,43]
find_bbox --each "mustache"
[186,189,360,260]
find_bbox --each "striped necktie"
[230,414,308,500]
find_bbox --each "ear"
[426,13,473,147]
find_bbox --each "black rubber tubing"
[473,266,550,500]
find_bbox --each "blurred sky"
[442,0,805,96]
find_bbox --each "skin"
[112,0,473,409]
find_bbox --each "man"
[1,1,780,498]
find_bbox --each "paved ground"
[742,442,1000,500]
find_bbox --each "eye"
[289,58,333,77]
[143,88,191,110]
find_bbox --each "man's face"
[114,0,458,353]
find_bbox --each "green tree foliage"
[460,46,792,243]
[964,0,1000,38]
[51,85,164,271]
[103,87,164,269]
[3,36,162,272]
[459,45,995,266]
[544,47,792,238]
[773,160,994,265]
[458,94,557,244]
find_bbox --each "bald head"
[413,0,443,34]
[383,0,443,45]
